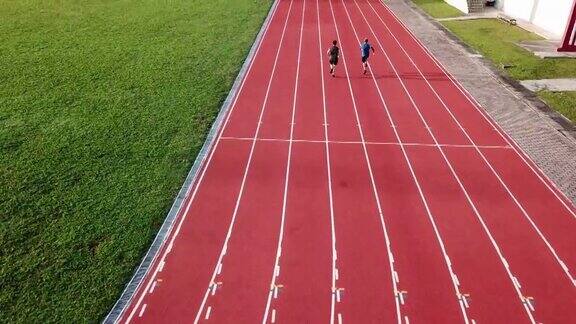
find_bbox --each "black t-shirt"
[329,45,339,58]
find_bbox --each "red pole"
[558,0,576,52]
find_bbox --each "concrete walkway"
[387,0,576,203]
[436,7,498,22]
[521,78,576,92]
[518,40,576,59]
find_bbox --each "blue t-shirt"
[361,43,372,57]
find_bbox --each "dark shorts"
[361,55,369,63]
[329,56,338,65]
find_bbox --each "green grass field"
[0,0,270,322]
[442,19,576,81]
[410,1,575,123]
[441,19,576,122]
[411,0,463,18]
[538,91,576,123]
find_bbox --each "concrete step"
[467,0,485,13]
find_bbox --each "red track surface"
[118,1,576,323]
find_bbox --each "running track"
[115,0,576,323]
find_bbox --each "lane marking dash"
[149,281,157,294]
[138,304,147,318]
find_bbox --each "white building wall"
[495,0,533,21]
[443,0,574,39]
[445,0,470,14]
[531,1,573,39]
[495,0,573,39]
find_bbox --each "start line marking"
[221,136,511,150]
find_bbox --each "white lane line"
[317,1,340,323]
[369,0,575,288]
[205,306,212,320]
[122,1,283,322]
[524,297,535,312]
[560,260,569,272]
[398,291,405,305]
[358,1,537,322]
[194,1,297,323]
[329,1,402,323]
[373,143,509,149]
[338,313,343,324]
[138,304,147,318]
[271,309,276,323]
[148,281,157,294]
[262,21,311,305]
[378,1,576,220]
[404,315,410,324]
[340,1,469,322]
[461,294,470,308]
[452,273,460,286]
[512,276,521,288]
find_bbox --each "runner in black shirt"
[327,40,339,77]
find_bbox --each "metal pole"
[558,0,576,52]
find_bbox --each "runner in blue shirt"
[360,38,375,75]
